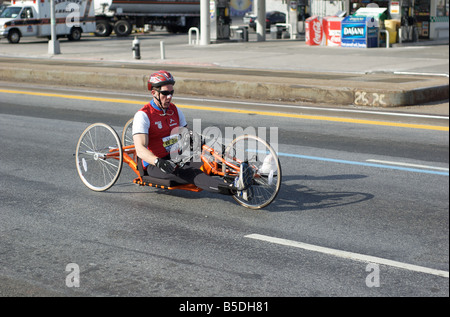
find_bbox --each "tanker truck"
[94,0,200,37]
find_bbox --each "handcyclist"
[132,70,253,198]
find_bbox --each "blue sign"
[343,24,366,39]
[341,16,378,48]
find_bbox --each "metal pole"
[289,1,298,39]
[200,0,210,45]
[255,0,266,42]
[48,0,61,55]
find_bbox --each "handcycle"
[75,119,282,209]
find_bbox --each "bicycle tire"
[223,135,282,209]
[122,117,134,147]
[75,123,123,191]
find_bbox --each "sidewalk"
[0,31,448,109]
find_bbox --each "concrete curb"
[0,67,146,90]
[1,66,448,107]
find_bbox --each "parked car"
[243,12,255,25]
[248,11,286,31]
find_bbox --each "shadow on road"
[109,172,374,213]
[266,174,374,212]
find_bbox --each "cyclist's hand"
[155,158,176,174]
[189,130,204,150]
[178,129,203,153]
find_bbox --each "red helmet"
[148,70,175,91]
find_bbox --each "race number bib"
[162,134,179,152]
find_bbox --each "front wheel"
[224,135,282,209]
[75,123,123,191]
[7,29,21,43]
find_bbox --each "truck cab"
[0,4,39,42]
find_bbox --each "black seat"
[136,157,183,187]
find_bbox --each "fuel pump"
[298,0,308,21]
[297,0,309,33]
[210,0,232,41]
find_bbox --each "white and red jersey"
[133,100,187,164]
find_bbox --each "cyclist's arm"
[133,133,158,166]
[132,110,159,166]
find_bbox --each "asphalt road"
[0,83,448,298]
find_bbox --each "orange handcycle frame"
[123,141,241,192]
[75,121,282,209]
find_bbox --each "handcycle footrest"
[133,177,202,192]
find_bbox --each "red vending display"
[323,17,343,46]
[305,16,323,46]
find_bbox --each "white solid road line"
[366,159,449,171]
[245,234,449,278]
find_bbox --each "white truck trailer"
[0,0,96,43]
[94,0,200,37]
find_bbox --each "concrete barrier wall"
[1,65,448,107]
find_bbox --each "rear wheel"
[121,118,134,147]
[75,123,123,191]
[114,20,132,37]
[68,27,82,41]
[224,135,282,209]
[95,20,112,37]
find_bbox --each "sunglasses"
[159,90,174,96]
